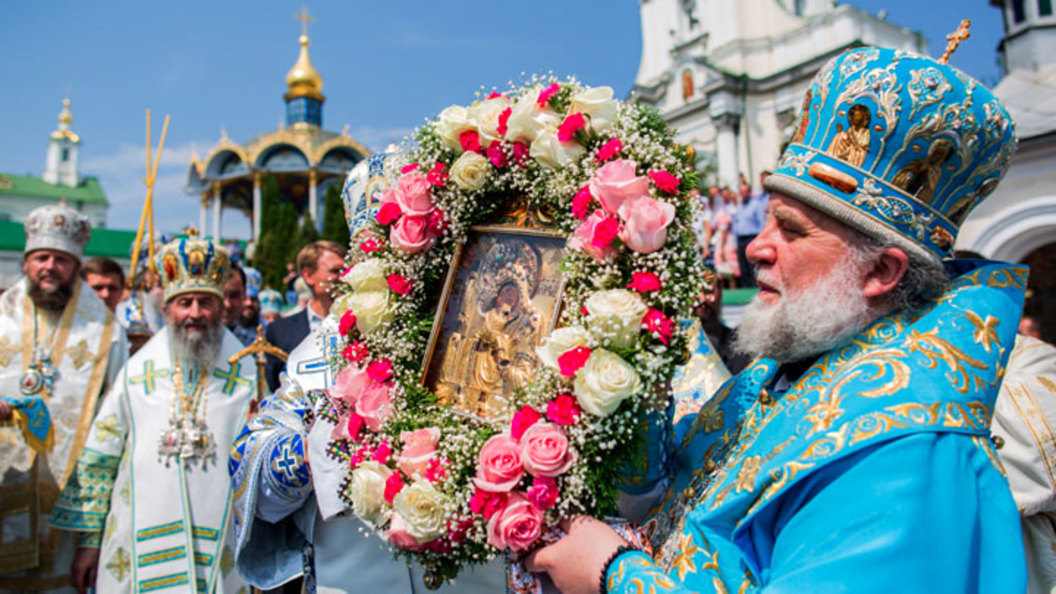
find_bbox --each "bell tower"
[43,97,80,187]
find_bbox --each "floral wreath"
[323,75,708,585]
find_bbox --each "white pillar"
[307,169,318,226]
[199,194,208,236]
[212,182,222,240]
[252,173,262,240]
[715,114,741,189]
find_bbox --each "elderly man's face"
[165,292,224,369]
[23,249,79,311]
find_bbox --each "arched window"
[1012,0,1027,23]
[1040,0,1053,17]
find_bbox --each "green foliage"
[255,173,298,289]
[321,183,350,249]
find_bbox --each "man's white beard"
[169,318,224,373]
[734,256,873,363]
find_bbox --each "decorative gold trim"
[60,307,115,491]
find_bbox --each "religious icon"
[682,69,694,101]
[187,248,206,276]
[827,103,872,167]
[162,253,180,282]
[891,138,955,204]
[791,88,813,144]
[422,227,566,422]
[946,177,998,225]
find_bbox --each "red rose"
[387,274,412,296]
[384,472,405,504]
[427,162,448,187]
[546,394,582,426]
[510,405,543,440]
[557,112,587,143]
[339,311,358,336]
[596,138,623,162]
[497,107,512,138]
[571,185,592,220]
[469,487,508,519]
[627,271,663,293]
[375,201,402,226]
[557,346,592,378]
[360,237,382,253]
[525,476,560,510]
[487,140,508,169]
[459,129,482,153]
[642,308,675,345]
[342,341,369,364]
[367,359,393,382]
[649,170,681,194]
[537,83,560,108]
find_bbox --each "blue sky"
[0,1,1007,239]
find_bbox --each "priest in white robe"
[0,202,127,593]
[50,230,255,593]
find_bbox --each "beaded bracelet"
[599,545,638,594]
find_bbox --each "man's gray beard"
[169,318,224,373]
[733,256,873,363]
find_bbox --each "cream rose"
[341,258,387,293]
[585,289,647,349]
[530,130,587,170]
[434,105,474,152]
[392,480,448,544]
[504,91,562,144]
[333,290,393,334]
[536,326,591,371]
[450,151,491,191]
[573,349,643,417]
[569,86,617,134]
[469,96,513,145]
[349,461,393,525]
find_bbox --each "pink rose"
[387,513,424,551]
[546,394,583,426]
[356,380,392,432]
[394,173,434,217]
[589,159,649,215]
[367,359,393,382]
[617,196,676,254]
[329,365,372,408]
[525,476,560,510]
[486,492,543,552]
[473,434,524,492]
[510,406,542,440]
[569,210,619,262]
[390,215,438,254]
[330,411,365,442]
[398,427,441,478]
[519,422,577,478]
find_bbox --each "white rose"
[449,151,491,191]
[585,289,647,350]
[504,90,561,144]
[392,480,447,543]
[530,130,587,170]
[333,290,393,334]
[536,326,591,371]
[434,104,473,152]
[569,86,617,135]
[573,349,643,417]
[341,258,387,293]
[349,461,393,525]
[468,96,513,145]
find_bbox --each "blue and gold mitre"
[156,227,229,302]
[341,148,401,237]
[259,288,283,315]
[766,45,1017,264]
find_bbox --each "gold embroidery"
[965,312,999,353]
[733,457,762,493]
[93,414,122,444]
[671,533,699,580]
[905,328,989,393]
[68,339,92,370]
[0,335,17,366]
[106,546,131,583]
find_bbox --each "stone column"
[253,172,262,241]
[307,169,318,226]
[212,181,222,240]
[199,194,208,235]
[715,113,741,189]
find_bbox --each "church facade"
[631,0,922,188]
[186,13,369,242]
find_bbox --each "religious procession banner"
[49,328,254,594]
[0,279,118,586]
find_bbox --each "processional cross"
[229,325,287,416]
[295,5,314,36]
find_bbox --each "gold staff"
[229,325,288,416]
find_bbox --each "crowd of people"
[0,40,1054,594]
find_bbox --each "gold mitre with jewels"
[23,200,91,260]
[155,227,229,302]
[765,21,1017,266]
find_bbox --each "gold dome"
[50,98,80,142]
[285,35,325,102]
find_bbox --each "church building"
[186,10,369,241]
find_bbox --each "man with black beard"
[528,44,1029,592]
[51,230,254,593]
[0,202,127,593]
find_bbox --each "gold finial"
[58,98,73,126]
[939,19,971,65]
[184,225,200,237]
[295,5,314,38]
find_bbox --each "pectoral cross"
[295,5,314,37]
[229,325,287,416]
[939,19,971,65]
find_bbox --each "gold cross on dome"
[940,19,971,65]
[295,5,314,37]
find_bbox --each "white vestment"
[992,334,1056,594]
[0,279,126,592]
[231,318,506,593]
[50,327,254,593]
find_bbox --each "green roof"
[0,220,136,260]
[0,173,108,205]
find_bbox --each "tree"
[320,183,350,249]
[255,173,299,289]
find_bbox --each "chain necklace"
[20,306,61,397]
[157,359,215,467]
